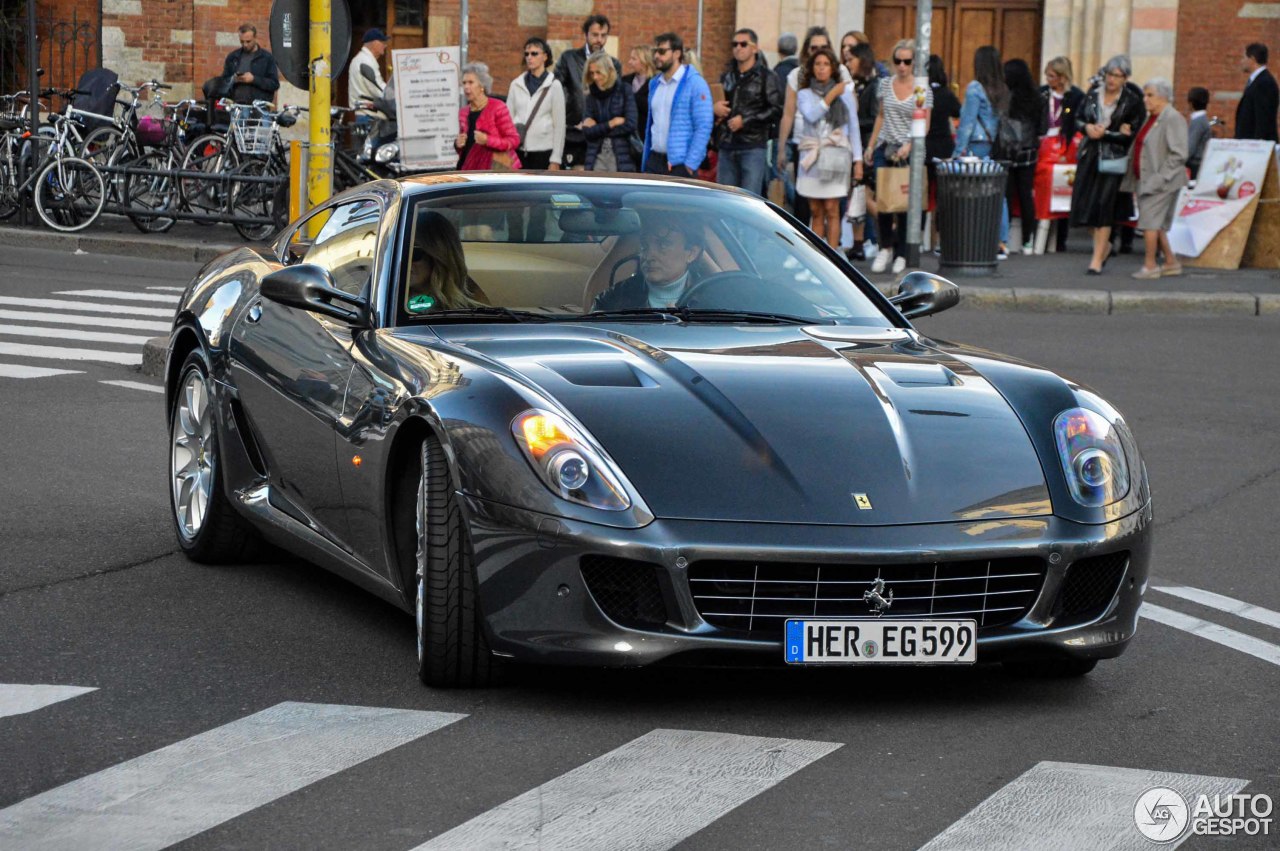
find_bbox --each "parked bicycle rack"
[93,161,288,227]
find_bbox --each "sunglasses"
[654,47,673,56]
[893,57,913,65]
[731,40,751,48]
[524,50,543,57]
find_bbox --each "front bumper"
[464,495,1153,668]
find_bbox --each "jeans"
[717,146,768,196]
[965,141,1010,245]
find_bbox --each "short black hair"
[524,36,553,64]
[642,215,703,251]
[655,32,684,57]
[1247,42,1269,65]
[583,14,610,35]
[1188,86,1210,110]
[734,28,758,45]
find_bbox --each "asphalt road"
[0,244,1277,850]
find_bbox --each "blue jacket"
[642,65,714,172]
[584,83,639,171]
[955,80,999,155]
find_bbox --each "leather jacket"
[1078,81,1146,161]
[715,61,782,148]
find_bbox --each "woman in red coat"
[455,62,522,170]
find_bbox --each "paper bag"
[876,166,918,213]
[1050,163,1075,213]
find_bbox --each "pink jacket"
[457,98,522,170]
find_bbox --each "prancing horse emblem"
[864,576,893,615]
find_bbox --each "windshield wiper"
[418,307,550,323]
[568,308,686,323]
[673,309,831,325]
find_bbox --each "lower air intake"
[580,555,669,628]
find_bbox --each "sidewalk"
[4,218,1279,315]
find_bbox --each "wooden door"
[388,0,427,55]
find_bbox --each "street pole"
[904,0,932,268]
[460,0,469,68]
[22,0,37,227]
[307,0,332,230]
[696,0,703,61]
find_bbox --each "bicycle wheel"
[180,132,237,217]
[33,156,105,232]
[123,150,178,233]
[0,142,19,220]
[228,159,280,241]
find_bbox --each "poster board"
[1242,147,1280,268]
[1169,138,1274,268]
[393,46,461,170]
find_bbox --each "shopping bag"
[1050,163,1075,213]
[845,184,867,221]
[767,177,787,206]
[876,166,914,213]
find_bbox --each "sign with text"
[393,47,461,170]
[1169,138,1274,257]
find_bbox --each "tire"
[80,126,123,170]
[122,150,177,233]
[0,146,18,221]
[415,436,502,688]
[1003,658,1099,678]
[33,157,105,232]
[180,132,237,216]
[169,351,260,563]
[229,159,281,241]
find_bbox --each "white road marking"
[0,323,154,346]
[917,760,1247,851]
[0,684,96,719]
[0,341,141,366]
[146,286,186,292]
[0,296,173,318]
[0,363,81,379]
[1152,584,1280,632]
[415,728,841,851]
[1141,602,1280,667]
[53,289,180,304]
[0,309,171,333]
[100,380,163,394]
[0,701,466,851]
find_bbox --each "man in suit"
[1186,87,1211,179]
[1235,42,1278,141]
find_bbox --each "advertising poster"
[393,46,461,170]
[1168,138,1274,257]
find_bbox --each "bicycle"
[0,89,106,231]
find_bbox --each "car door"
[228,197,383,547]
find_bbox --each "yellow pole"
[307,0,332,235]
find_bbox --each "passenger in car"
[406,212,490,312]
[590,215,704,310]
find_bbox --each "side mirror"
[889,271,960,319]
[261,264,372,328]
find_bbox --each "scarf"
[809,76,849,129]
[525,70,548,95]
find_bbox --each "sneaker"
[863,241,879,262]
[892,255,907,274]
[1022,241,1035,254]
[997,244,1009,260]
[871,248,892,273]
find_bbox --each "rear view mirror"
[889,271,960,319]
[261,264,371,327]
[558,208,641,235]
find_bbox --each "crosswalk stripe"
[0,309,171,333]
[53,289,181,304]
[100,380,163,393]
[0,684,96,719]
[0,296,174,318]
[0,341,142,366]
[415,728,841,851]
[0,701,466,851]
[1152,584,1280,631]
[1141,602,1280,667]
[0,323,155,347]
[146,286,186,292]
[917,760,1247,851]
[0,363,82,379]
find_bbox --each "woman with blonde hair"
[624,45,656,131]
[406,212,487,312]
[581,50,639,171]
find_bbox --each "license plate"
[784,619,977,664]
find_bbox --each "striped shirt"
[877,76,932,147]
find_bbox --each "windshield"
[393,182,891,326]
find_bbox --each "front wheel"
[33,157,105,232]
[228,159,281,241]
[122,150,178,233]
[415,436,502,688]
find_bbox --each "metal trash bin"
[935,159,1008,276]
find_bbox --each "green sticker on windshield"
[408,294,436,313]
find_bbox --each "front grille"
[1057,551,1129,622]
[688,557,1047,636]
[580,555,669,628]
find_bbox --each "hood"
[434,324,1052,526]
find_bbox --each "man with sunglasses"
[713,29,782,196]
[554,14,621,168]
[642,32,714,178]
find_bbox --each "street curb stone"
[142,337,168,379]
[1110,290,1258,315]
[958,287,1017,310]
[0,226,239,265]
[1258,293,1280,315]
[1013,288,1110,313]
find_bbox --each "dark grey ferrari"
[164,173,1152,687]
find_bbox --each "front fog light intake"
[1054,407,1131,507]
[513,410,632,511]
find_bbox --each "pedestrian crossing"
[0,287,177,386]
[1142,582,1280,669]
[0,686,1258,851]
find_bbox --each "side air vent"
[1057,551,1130,623]
[580,555,669,628]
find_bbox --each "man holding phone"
[222,23,280,105]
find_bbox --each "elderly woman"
[1071,55,1145,274]
[1125,79,1188,279]
[795,45,863,248]
[455,62,522,171]
[581,50,639,172]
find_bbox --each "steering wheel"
[676,271,818,317]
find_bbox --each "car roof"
[394,171,760,200]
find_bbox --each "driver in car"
[591,216,704,310]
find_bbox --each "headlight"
[1053,407,1131,507]
[375,142,399,164]
[512,409,632,511]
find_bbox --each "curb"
[0,227,241,265]
[953,286,1275,316]
[141,337,168,379]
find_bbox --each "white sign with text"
[1169,138,1275,257]
[393,46,461,170]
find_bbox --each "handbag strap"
[520,82,552,145]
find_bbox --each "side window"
[301,199,381,295]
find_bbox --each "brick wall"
[1175,0,1280,134]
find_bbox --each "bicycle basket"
[232,114,274,156]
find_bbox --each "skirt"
[796,145,853,199]
[1137,186,1181,231]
